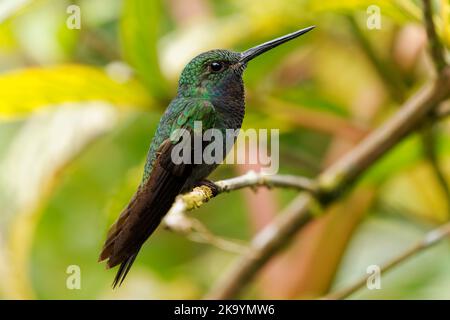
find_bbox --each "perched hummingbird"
[99,26,315,287]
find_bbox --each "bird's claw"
[195,179,220,196]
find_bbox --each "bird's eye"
[209,61,224,73]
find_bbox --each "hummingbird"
[99,26,315,287]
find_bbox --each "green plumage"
[99,26,315,287]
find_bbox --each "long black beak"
[239,26,315,64]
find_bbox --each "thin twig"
[323,222,450,300]
[164,171,316,224]
[423,0,447,72]
[163,172,316,251]
[164,214,247,254]
[186,219,248,254]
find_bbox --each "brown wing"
[98,139,193,287]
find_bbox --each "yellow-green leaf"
[0,64,152,120]
[120,0,168,99]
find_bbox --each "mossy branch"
[164,171,316,232]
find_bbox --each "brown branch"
[205,193,315,299]
[163,172,316,250]
[318,74,450,194]
[323,222,450,300]
[199,2,450,299]
[163,172,315,253]
[205,69,450,299]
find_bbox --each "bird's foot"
[195,179,220,196]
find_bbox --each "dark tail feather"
[99,139,194,287]
[112,252,138,289]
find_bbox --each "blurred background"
[0,0,450,299]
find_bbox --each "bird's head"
[177,26,315,98]
[178,49,243,98]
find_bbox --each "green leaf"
[0,64,152,119]
[120,0,168,99]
